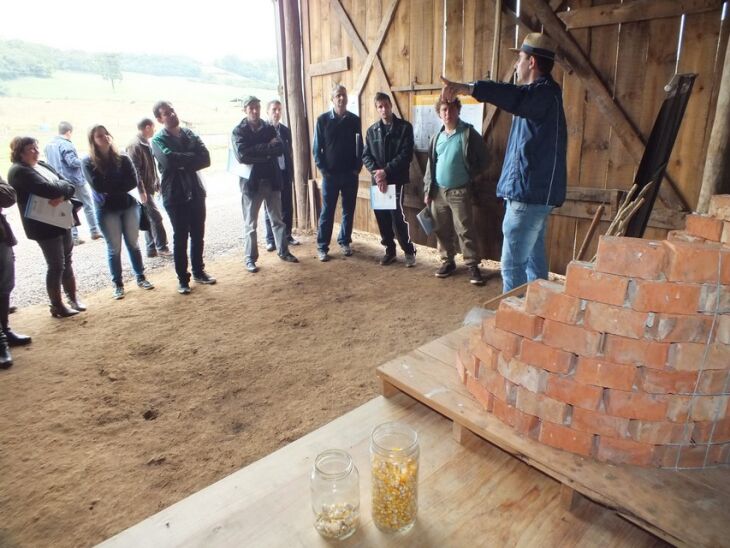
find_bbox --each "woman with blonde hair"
[81,125,154,299]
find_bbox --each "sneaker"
[266,242,276,252]
[469,265,485,286]
[137,278,155,290]
[380,252,396,266]
[73,238,85,246]
[405,253,416,268]
[112,286,125,300]
[245,261,259,273]
[318,250,331,262]
[435,261,456,278]
[193,272,217,284]
[340,244,353,257]
[288,236,300,246]
[90,232,103,240]
[279,252,299,263]
[177,282,192,295]
[147,250,158,258]
[158,247,172,257]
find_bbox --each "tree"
[96,53,122,91]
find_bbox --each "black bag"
[138,201,150,231]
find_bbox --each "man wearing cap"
[231,95,298,273]
[441,33,567,293]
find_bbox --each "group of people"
[0,32,566,368]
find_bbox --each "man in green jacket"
[423,97,488,285]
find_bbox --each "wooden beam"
[390,83,443,92]
[352,0,400,95]
[523,0,689,212]
[308,56,350,77]
[558,0,724,30]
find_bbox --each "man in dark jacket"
[151,101,216,294]
[231,96,298,273]
[441,33,567,292]
[263,99,299,252]
[313,84,362,262]
[127,118,170,258]
[362,92,416,267]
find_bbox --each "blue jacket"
[473,75,567,206]
[44,136,87,186]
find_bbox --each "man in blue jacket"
[44,122,102,245]
[441,33,567,293]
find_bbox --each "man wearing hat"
[441,33,567,293]
[231,95,298,273]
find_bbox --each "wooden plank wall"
[301,0,728,274]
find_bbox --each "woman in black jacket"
[7,136,84,318]
[81,125,153,300]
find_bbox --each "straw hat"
[510,33,557,60]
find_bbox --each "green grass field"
[0,70,278,174]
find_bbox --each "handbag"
[138,201,151,231]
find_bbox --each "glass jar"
[310,449,360,540]
[370,422,419,533]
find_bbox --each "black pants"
[36,230,75,302]
[374,185,415,255]
[165,198,206,282]
[264,171,293,244]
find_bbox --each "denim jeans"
[264,170,293,245]
[71,182,100,239]
[36,230,75,302]
[241,179,287,264]
[165,198,206,283]
[317,172,358,252]
[97,204,145,287]
[501,200,553,292]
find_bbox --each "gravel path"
[6,171,253,308]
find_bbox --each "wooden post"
[697,36,730,213]
[281,0,312,229]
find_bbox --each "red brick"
[482,317,521,360]
[666,395,692,422]
[477,367,511,402]
[685,213,724,242]
[690,395,729,422]
[497,356,548,394]
[722,222,730,245]
[466,375,493,411]
[662,240,730,284]
[595,236,667,280]
[571,407,630,438]
[709,194,730,221]
[640,368,700,394]
[596,436,655,466]
[539,421,594,457]
[667,230,706,244]
[603,334,669,369]
[628,280,701,314]
[469,334,497,373]
[574,357,637,390]
[605,389,668,421]
[519,339,574,375]
[543,320,602,357]
[524,279,582,324]
[584,301,648,339]
[717,315,730,345]
[515,386,568,424]
[654,443,730,468]
[699,284,730,313]
[565,261,629,306]
[492,397,540,437]
[692,417,730,443]
[496,297,544,340]
[647,313,713,343]
[462,336,480,378]
[546,375,602,410]
[628,419,691,444]
[668,342,730,371]
[698,369,730,395]
[456,349,467,384]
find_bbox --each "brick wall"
[457,195,730,469]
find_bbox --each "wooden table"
[99,392,663,547]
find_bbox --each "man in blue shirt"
[441,33,567,292]
[44,122,102,245]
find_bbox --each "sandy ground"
[0,228,503,548]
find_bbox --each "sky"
[0,0,278,62]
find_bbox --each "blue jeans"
[501,200,553,293]
[97,204,145,287]
[72,183,100,239]
[317,172,358,252]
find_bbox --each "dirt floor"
[0,234,502,548]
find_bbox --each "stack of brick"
[456,195,730,468]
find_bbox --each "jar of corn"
[370,422,419,533]
[310,449,360,540]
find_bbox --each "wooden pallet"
[376,327,730,548]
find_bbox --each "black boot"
[63,276,86,312]
[0,330,12,369]
[0,294,30,346]
[48,287,79,318]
